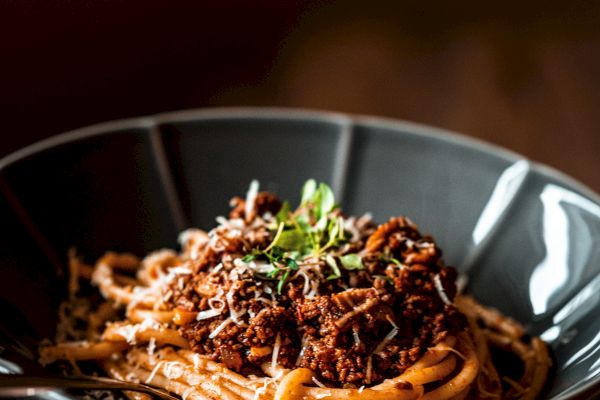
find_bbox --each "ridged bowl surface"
[1,108,599,399]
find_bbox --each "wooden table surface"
[1,1,599,192]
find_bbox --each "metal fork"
[0,374,179,399]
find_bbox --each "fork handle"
[0,374,178,399]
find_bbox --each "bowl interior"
[1,109,599,398]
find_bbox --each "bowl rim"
[1,106,599,207]
[0,106,599,399]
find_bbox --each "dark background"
[1,1,599,191]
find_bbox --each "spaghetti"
[40,180,551,399]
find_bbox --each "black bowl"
[1,108,599,398]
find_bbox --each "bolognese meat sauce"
[168,182,465,387]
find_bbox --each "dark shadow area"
[1,1,599,191]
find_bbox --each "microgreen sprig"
[240,179,364,295]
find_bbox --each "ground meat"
[173,198,465,386]
[229,192,282,221]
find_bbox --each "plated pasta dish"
[40,180,551,399]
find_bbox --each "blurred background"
[1,1,599,191]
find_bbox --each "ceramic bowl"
[1,108,599,399]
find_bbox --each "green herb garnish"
[239,179,364,294]
[241,254,256,263]
[277,270,291,294]
[325,255,341,280]
[340,253,364,270]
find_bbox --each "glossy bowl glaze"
[0,108,599,399]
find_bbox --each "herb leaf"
[267,268,280,279]
[325,255,341,280]
[276,229,306,251]
[265,222,285,252]
[340,253,364,270]
[276,201,291,224]
[241,254,256,262]
[241,179,348,293]
[277,270,291,294]
[317,183,335,218]
[284,257,299,270]
[301,179,317,205]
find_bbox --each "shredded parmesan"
[295,344,306,366]
[170,266,192,275]
[216,216,229,226]
[433,274,453,305]
[113,325,138,344]
[386,315,398,330]
[245,180,259,218]
[186,374,201,386]
[209,318,232,339]
[373,327,398,355]
[182,387,195,400]
[271,332,282,371]
[145,361,164,384]
[295,269,311,295]
[306,279,319,299]
[208,298,225,311]
[163,361,184,379]
[311,376,327,388]
[253,377,274,400]
[226,294,247,325]
[113,318,161,344]
[147,337,157,365]
[196,309,223,320]
[235,258,276,274]
[193,353,201,371]
[212,263,224,274]
[358,385,365,393]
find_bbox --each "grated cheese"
[170,266,192,275]
[386,315,398,330]
[208,298,225,311]
[113,324,139,344]
[226,286,248,325]
[196,309,223,320]
[182,387,195,400]
[163,361,184,379]
[245,180,260,218]
[145,361,165,384]
[306,279,319,299]
[209,318,232,339]
[216,216,229,226]
[373,327,398,355]
[193,353,201,371]
[147,337,157,365]
[311,376,327,388]
[295,269,311,296]
[271,333,281,371]
[235,258,276,274]
[212,263,224,274]
[113,318,160,344]
[252,377,275,400]
[433,274,453,305]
